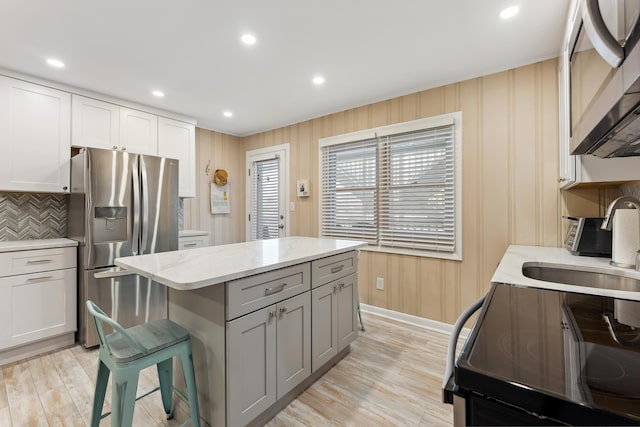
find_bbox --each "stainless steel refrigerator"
[68,147,179,348]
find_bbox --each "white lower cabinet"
[311,272,358,372]
[227,292,311,427]
[0,244,77,365]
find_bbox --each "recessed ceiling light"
[241,34,256,45]
[46,58,65,68]
[312,76,325,85]
[500,5,519,19]
[223,111,233,118]
[152,90,165,98]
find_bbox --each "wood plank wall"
[182,128,246,245]
[186,58,618,323]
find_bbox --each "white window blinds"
[250,157,280,240]
[320,115,459,257]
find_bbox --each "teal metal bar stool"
[86,300,200,427]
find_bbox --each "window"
[319,113,462,259]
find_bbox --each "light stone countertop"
[115,236,367,291]
[178,229,210,238]
[0,238,78,253]
[493,245,640,301]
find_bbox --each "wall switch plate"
[376,277,384,290]
[290,202,295,211]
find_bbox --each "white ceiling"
[0,0,570,137]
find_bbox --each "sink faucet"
[601,196,640,271]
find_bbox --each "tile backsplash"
[0,193,67,240]
[620,181,640,199]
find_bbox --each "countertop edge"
[0,238,79,252]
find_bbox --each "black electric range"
[451,283,640,426]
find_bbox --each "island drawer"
[311,251,357,289]
[226,263,310,320]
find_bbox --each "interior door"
[246,145,289,241]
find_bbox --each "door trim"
[245,143,290,241]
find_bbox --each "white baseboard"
[360,304,470,340]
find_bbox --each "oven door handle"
[94,267,137,279]
[442,295,486,404]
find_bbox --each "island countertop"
[115,236,367,291]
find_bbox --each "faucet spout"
[601,196,640,271]
[601,196,640,231]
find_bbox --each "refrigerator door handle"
[140,156,150,254]
[94,267,138,279]
[132,157,141,256]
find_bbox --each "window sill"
[359,245,462,261]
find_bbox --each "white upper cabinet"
[158,117,196,198]
[0,76,70,193]
[71,95,120,150]
[119,107,158,156]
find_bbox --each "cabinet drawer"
[179,238,204,250]
[227,263,310,320]
[311,251,357,288]
[0,247,76,277]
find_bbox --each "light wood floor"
[0,312,456,426]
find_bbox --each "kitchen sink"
[522,262,640,292]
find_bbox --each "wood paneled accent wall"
[182,128,245,245]
[243,58,562,323]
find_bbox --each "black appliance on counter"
[443,284,640,426]
[565,217,612,257]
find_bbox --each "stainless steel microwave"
[570,0,640,158]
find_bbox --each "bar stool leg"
[157,358,174,418]
[111,369,140,427]
[91,360,110,427]
[180,343,200,427]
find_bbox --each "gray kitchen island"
[115,236,366,426]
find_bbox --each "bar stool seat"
[86,300,200,427]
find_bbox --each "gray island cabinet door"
[276,292,311,399]
[311,282,338,372]
[227,305,277,427]
[337,273,358,351]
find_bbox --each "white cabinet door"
[120,107,158,156]
[0,268,76,350]
[71,95,120,150]
[158,117,196,197]
[311,282,338,372]
[227,305,277,427]
[276,292,311,398]
[0,76,70,193]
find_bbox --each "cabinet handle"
[330,265,344,273]
[113,145,118,150]
[183,243,198,247]
[268,310,276,318]
[333,284,339,293]
[27,259,53,264]
[338,282,346,289]
[27,275,53,282]
[62,186,68,191]
[265,283,286,295]
[279,307,288,314]
[122,147,127,151]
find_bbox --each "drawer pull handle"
[27,275,53,282]
[183,243,198,247]
[333,285,339,292]
[27,259,53,264]
[269,310,276,318]
[339,282,346,288]
[279,307,288,314]
[265,283,286,295]
[331,265,344,273]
